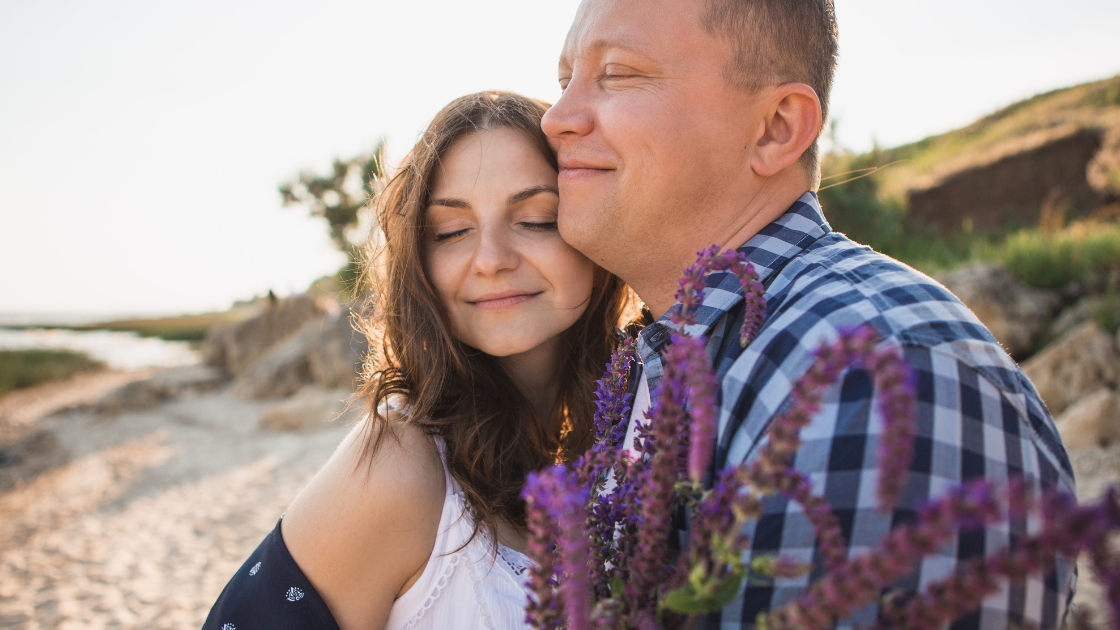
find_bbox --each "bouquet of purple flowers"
[522,246,1120,630]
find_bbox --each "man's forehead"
[560,0,704,65]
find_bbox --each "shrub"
[1001,221,1120,289]
[0,349,104,397]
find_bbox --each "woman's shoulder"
[280,415,447,629]
[286,412,446,521]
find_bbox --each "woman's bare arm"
[281,421,446,630]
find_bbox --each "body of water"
[0,328,199,371]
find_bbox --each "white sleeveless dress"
[385,438,535,630]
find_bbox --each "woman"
[203,91,630,630]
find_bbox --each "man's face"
[542,0,758,281]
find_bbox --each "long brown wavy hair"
[356,91,630,540]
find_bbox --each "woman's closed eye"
[520,220,558,231]
[433,227,470,242]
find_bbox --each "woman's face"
[423,128,596,360]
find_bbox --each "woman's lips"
[469,292,542,311]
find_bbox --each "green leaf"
[661,573,746,614]
[688,563,707,589]
[707,573,746,610]
[610,576,625,598]
[661,584,710,614]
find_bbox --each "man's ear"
[749,83,822,178]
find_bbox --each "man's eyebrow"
[560,39,656,68]
[508,185,559,206]
[428,197,471,209]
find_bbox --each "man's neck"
[637,183,808,319]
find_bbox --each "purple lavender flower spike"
[522,470,563,630]
[783,471,848,571]
[657,333,720,484]
[592,338,638,445]
[628,344,693,607]
[591,599,622,630]
[672,245,765,346]
[764,479,1006,630]
[875,487,1116,630]
[554,469,594,630]
[523,466,594,630]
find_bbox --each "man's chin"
[561,217,621,269]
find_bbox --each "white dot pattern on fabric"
[249,562,261,576]
[286,587,305,602]
[222,624,236,630]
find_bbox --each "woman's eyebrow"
[428,197,471,209]
[507,185,559,206]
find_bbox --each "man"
[542,1,1076,628]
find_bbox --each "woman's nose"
[470,224,519,276]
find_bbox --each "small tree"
[279,141,386,296]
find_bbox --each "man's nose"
[542,79,594,140]
[471,224,520,276]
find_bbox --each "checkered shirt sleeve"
[635,193,1076,630]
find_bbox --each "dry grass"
[860,74,1120,202]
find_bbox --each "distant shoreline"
[0,313,181,328]
[0,309,252,342]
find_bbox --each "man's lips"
[558,160,614,180]
[468,291,543,311]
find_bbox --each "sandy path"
[0,375,349,629]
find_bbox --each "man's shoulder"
[714,232,1072,484]
[770,231,1000,354]
[724,231,1035,401]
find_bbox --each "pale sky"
[1,0,1118,317]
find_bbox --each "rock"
[228,331,313,399]
[95,365,228,413]
[95,379,169,412]
[1022,321,1120,416]
[257,386,359,431]
[1050,294,1120,340]
[202,295,321,375]
[1055,388,1120,448]
[305,310,369,390]
[147,364,228,394]
[937,263,1060,358]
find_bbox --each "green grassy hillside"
[819,74,1120,282]
[864,74,1120,203]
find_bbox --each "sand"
[0,370,349,629]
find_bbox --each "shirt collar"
[636,191,831,374]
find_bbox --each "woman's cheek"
[555,248,597,309]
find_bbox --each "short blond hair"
[700,0,839,186]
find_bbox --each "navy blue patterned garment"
[634,192,1076,630]
[203,520,340,630]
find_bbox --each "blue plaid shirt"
[635,192,1076,629]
